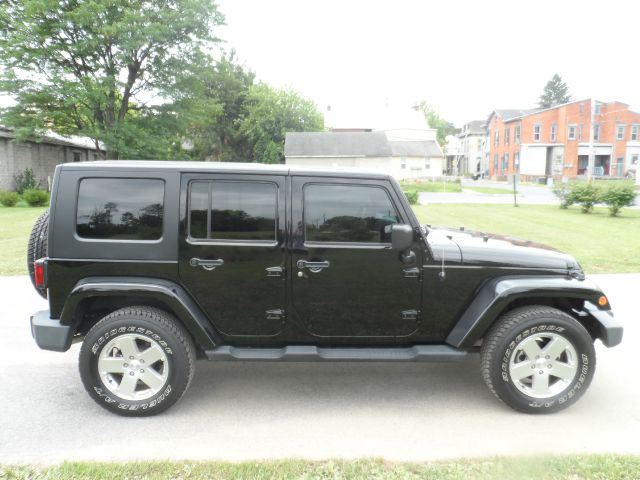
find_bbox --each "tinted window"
[189,181,277,241]
[304,184,399,243]
[77,178,164,240]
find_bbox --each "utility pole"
[587,98,596,183]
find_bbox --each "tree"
[239,84,324,164]
[188,52,256,162]
[538,74,572,109]
[419,102,457,147]
[0,0,224,159]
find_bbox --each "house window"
[632,125,639,141]
[551,124,557,142]
[595,103,601,115]
[504,128,510,145]
[514,152,520,171]
[494,130,499,147]
[514,125,521,144]
[401,157,406,169]
[493,154,498,173]
[424,158,431,169]
[632,155,639,165]
[567,125,576,140]
[594,124,600,141]
[533,124,541,142]
[72,151,82,162]
[617,125,625,141]
[502,153,509,172]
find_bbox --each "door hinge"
[401,309,419,321]
[403,267,420,279]
[266,308,285,321]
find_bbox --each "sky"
[215,0,640,127]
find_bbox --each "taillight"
[34,258,46,290]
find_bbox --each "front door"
[290,177,421,339]
[179,173,286,338]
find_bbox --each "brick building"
[487,100,640,180]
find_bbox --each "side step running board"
[205,345,467,362]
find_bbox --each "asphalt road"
[1,274,638,464]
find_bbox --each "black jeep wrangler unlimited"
[29,161,622,416]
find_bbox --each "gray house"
[0,126,103,191]
[285,131,444,180]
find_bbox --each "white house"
[284,131,443,180]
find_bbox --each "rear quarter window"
[76,178,165,240]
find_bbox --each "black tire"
[481,306,595,414]
[79,306,196,417]
[27,210,49,298]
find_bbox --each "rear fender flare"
[60,277,221,349]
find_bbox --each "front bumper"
[583,301,623,348]
[30,310,73,352]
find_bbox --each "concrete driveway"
[1,274,638,464]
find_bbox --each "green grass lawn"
[2,455,640,480]
[0,205,48,275]
[414,204,640,274]
[464,186,516,195]
[400,180,463,193]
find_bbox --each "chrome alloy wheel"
[97,333,169,401]
[508,332,578,399]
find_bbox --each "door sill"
[204,345,467,362]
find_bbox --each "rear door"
[179,173,286,338]
[290,176,422,340]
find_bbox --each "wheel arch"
[446,276,620,348]
[61,277,222,351]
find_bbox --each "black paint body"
[39,161,618,354]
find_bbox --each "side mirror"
[391,224,414,251]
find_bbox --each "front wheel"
[481,306,595,413]
[79,306,196,416]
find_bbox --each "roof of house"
[458,120,486,136]
[388,140,443,157]
[0,125,103,150]
[494,109,542,121]
[285,131,392,157]
[285,131,443,158]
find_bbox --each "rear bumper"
[30,310,73,352]
[583,301,623,348]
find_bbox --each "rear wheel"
[79,306,196,416]
[27,210,49,298]
[481,306,595,413]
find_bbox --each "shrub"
[22,189,49,207]
[0,190,20,207]
[568,183,601,213]
[552,182,573,209]
[600,183,637,216]
[403,190,418,205]
[13,168,39,194]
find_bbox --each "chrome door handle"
[297,260,330,273]
[189,258,224,271]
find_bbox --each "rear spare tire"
[27,210,49,298]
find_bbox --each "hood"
[426,227,582,273]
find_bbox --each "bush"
[568,183,601,213]
[22,189,49,207]
[552,182,573,209]
[13,168,39,194]
[600,183,637,216]
[403,190,418,205]
[0,190,20,207]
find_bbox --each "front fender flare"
[446,276,615,348]
[60,276,221,349]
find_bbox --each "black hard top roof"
[60,160,391,180]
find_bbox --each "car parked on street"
[28,161,622,416]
